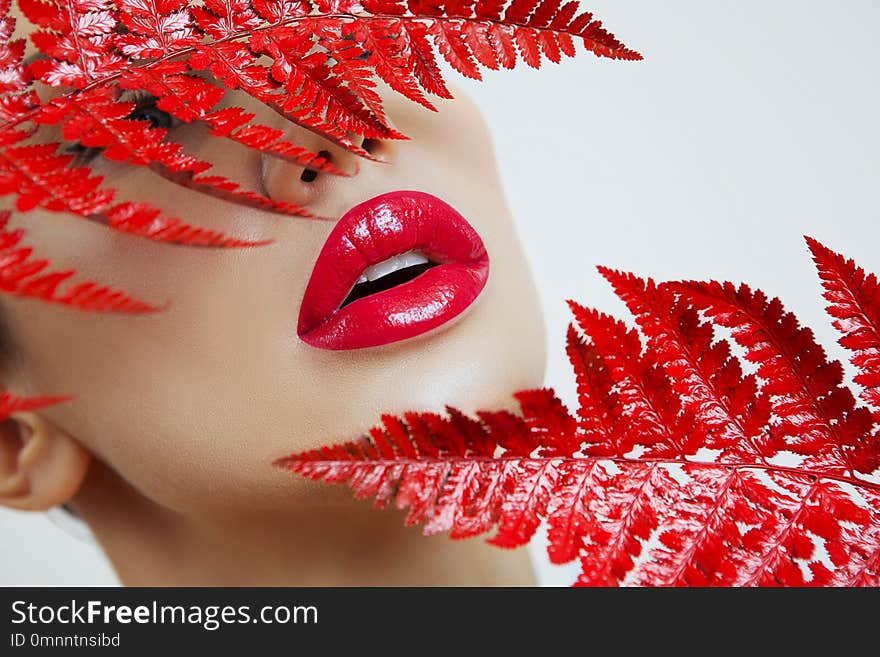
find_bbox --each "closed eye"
[63,89,184,164]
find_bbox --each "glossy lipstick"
[297,190,490,350]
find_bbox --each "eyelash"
[63,89,182,164]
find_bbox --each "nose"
[261,123,396,217]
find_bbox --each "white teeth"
[357,250,430,284]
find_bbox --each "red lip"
[297,190,490,350]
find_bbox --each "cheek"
[8,206,335,512]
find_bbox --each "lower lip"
[298,261,489,350]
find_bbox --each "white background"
[1,0,878,586]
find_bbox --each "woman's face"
[0,35,547,516]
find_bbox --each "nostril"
[361,137,393,163]
[301,150,331,183]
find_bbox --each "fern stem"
[63,0,96,86]
[279,453,880,493]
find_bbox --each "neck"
[72,459,536,586]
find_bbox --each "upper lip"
[297,190,489,340]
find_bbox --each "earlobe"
[0,412,91,511]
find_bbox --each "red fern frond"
[0,387,73,419]
[565,301,695,459]
[0,125,114,214]
[0,125,272,246]
[399,18,451,97]
[103,198,274,245]
[114,0,202,59]
[22,0,127,88]
[0,0,33,99]
[598,267,773,465]
[670,279,877,477]
[190,0,264,40]
[276,237,880,586]
[0,209,161,311]
[430,18,481,79]
[249,25,402,140]
[806,235,880,413]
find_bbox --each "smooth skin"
[0,8,547,585]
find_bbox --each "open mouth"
[339,250,439,309]
[296,190,490,351]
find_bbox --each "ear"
[0,411,91,511]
